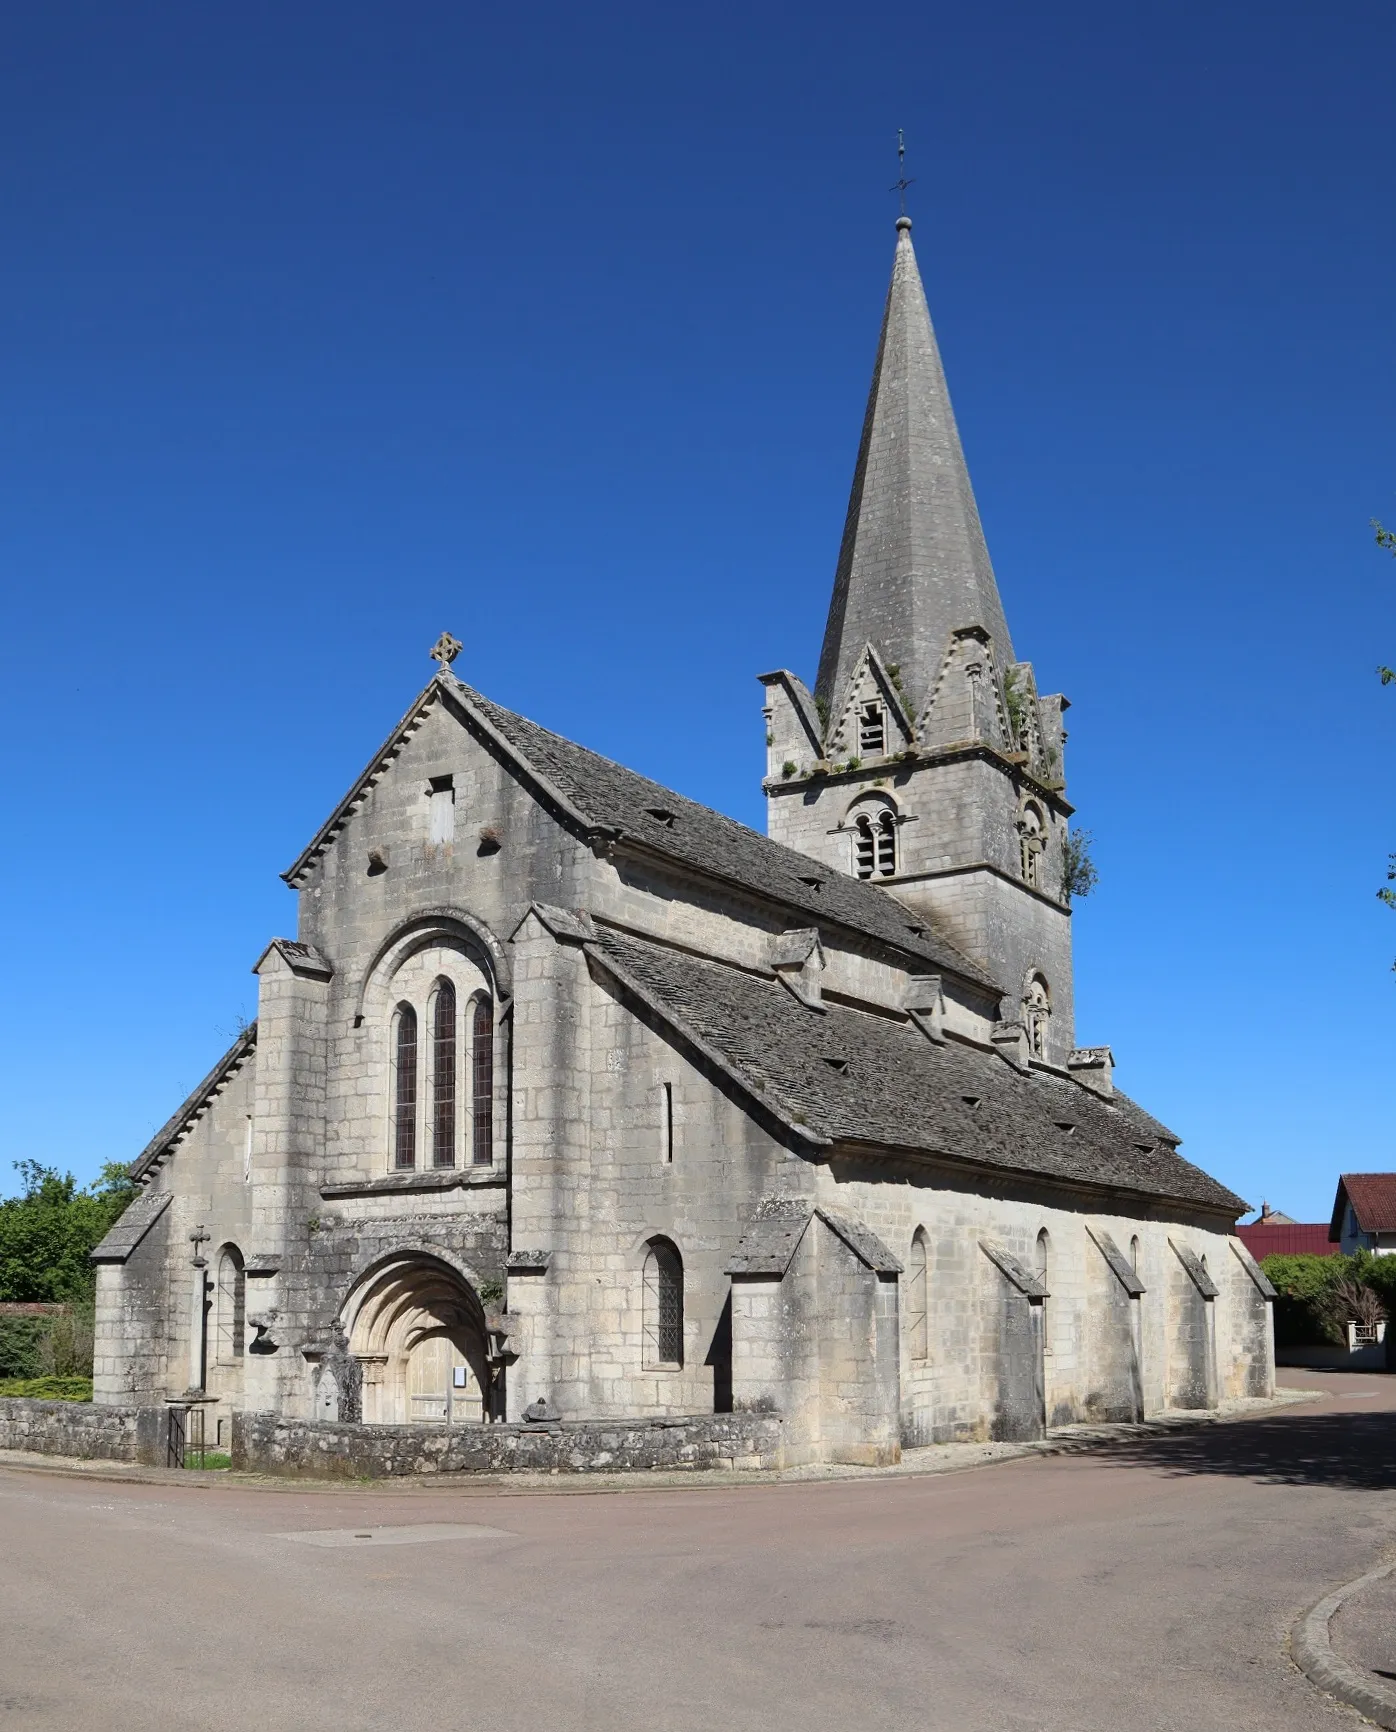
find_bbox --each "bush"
[0,1376,93,1400]
[1261,1253,1353,1346]
[0,1315,51,1379]
[0,1304,95,1381]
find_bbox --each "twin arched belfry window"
[849,797,898,880]
[392,980,493,1169]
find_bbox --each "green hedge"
[0,1375,93,1401]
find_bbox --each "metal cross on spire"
[889,128,915,217]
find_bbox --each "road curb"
[1292,1559,1396,1729]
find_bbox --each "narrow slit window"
[858,702,886,757]
[432,980,457,1168]
[393,1003,418,1169]
[661,1083,674,1164]
[471,998,494,1166]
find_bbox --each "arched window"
[850,798,897,880]
[1018,803,1045,889]
[392,1002,418,1169]
[431,980,457,1168]
[471,997,494,1166]
[1130,1235,1141,1273]
[907,1229,929,1362]
[1024,974,1051,1059]
[215,1246,245,1363]
[642,1239,684,1368]
[876,808,897,876]
[855,813,875,878]
[1036,1228,1052,1356]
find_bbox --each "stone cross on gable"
[430,631,463,675]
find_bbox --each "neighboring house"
[91,214,1275,1466]
[1236,1222,1335,1259]
[1330,1175,1396,1256]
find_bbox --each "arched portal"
[343,1254,492,1426]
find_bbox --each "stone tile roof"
[1331,1174,1396,1239]
[457,681,994,992]
[90,1188,173,1264]
[586,926,1244,1217]
[130,1023,258,1181]
[726,1198,901,1276]
[815,217,1014,721]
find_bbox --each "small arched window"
[1024,974,1051,1059]
[642,1239,684,1368]
[215,1246,245,1363]
[392,1002,418,1169]
[907,1229,929,1362]
[1130,1235,1141,1273]
[855,813,875,878]
[431,979,457,1169]
[1036,1228,1052,1356]
[471,998,494,1166]
[1018,803,1045,889]
[851,799,897,880]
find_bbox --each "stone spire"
[815,216,1014,724]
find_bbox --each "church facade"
[93,217,1274,1466]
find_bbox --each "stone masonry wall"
[233,1410,784,1477]
[0,1398,165,1464]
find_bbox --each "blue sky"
[0,0,1392,1219]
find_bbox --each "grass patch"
[185,1451,232,1471]
[0,1376,93,1401]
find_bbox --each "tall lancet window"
[215,1246,245,1363]
[392,1002,418,1169]
[1024,974,1051,1060]
[907,1229,929,1362]
[643,1239,684,1368]
[431,979,457,1168]
[471,998,494,1166]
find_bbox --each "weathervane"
[890,128,915,217]
[430,631,463,675]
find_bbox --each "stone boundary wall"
[0,1397,165,1464]
[233,1410,785,1478]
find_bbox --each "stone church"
[93,215,1274,1466]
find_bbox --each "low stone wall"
[0,1397,165,1464]
[233,1410,785,1478]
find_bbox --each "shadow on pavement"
[1081,1410,1396,1491]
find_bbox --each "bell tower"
[761,216,1077,1062]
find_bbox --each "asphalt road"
[2,1370,1394,1732]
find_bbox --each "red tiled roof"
[1235,1223,1336,1259]
[1332,1174,1396,1238]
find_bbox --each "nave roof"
[584,924,1244,1218]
